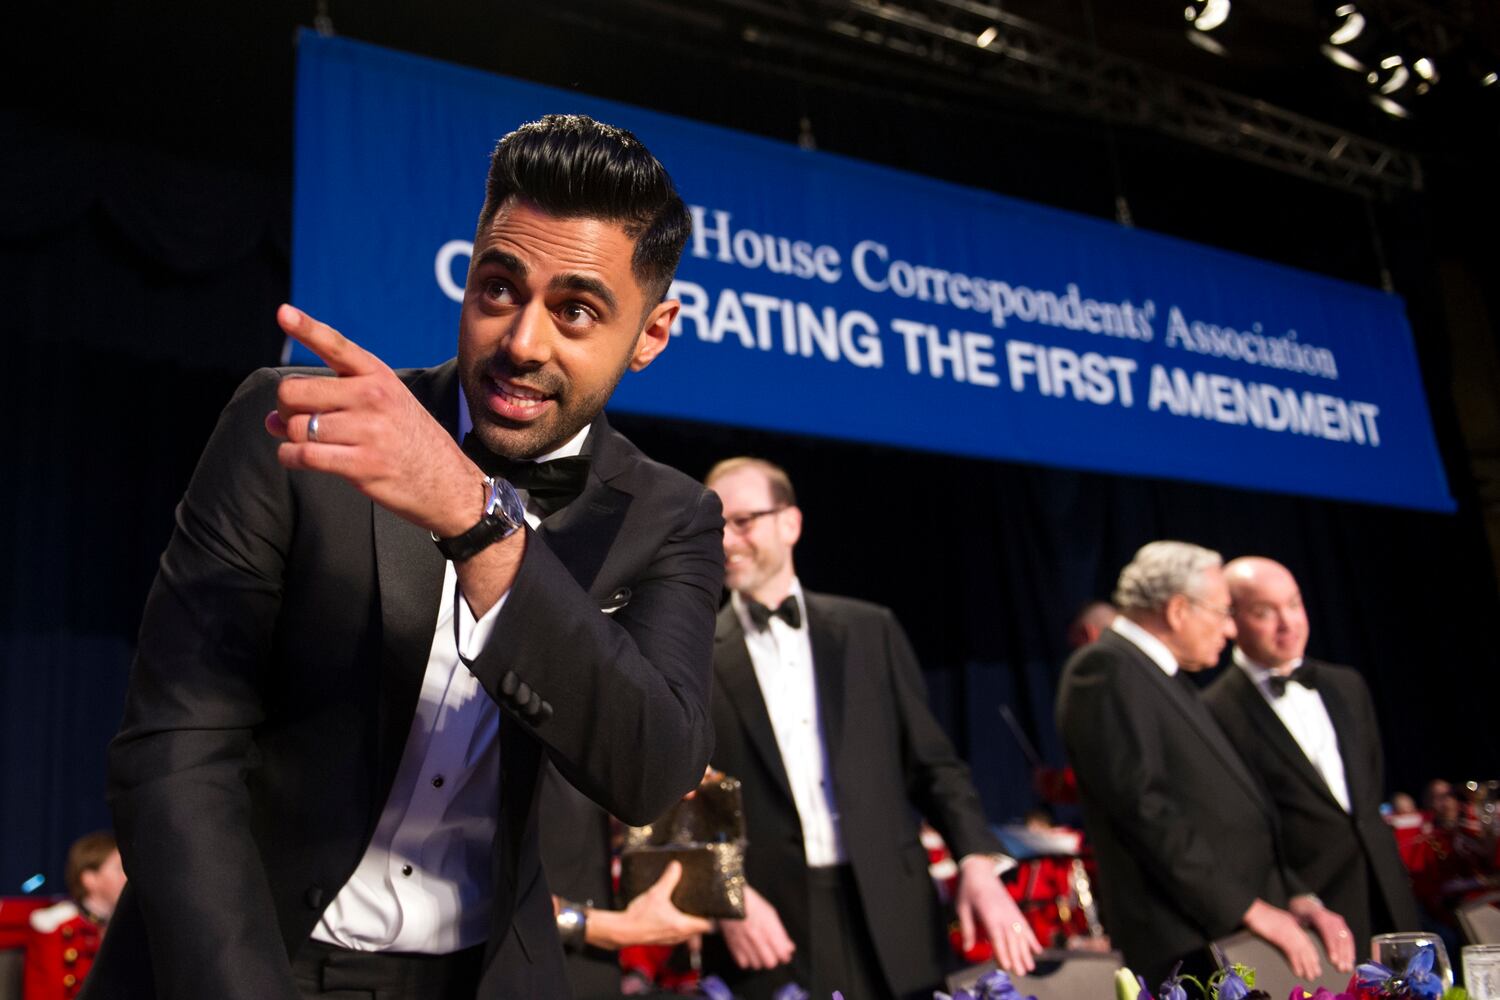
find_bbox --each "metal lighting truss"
[608,0,1425,197]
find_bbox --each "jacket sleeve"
[105,368,303,1000]
[1058,651,1256,937]
[468,484,723,826]
[882,608,1004,860]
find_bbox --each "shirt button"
[432,775,445,788]
[401,864,413,877]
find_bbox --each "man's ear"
[629,299,678,372]
[1163,594,1189,632]
[780,505,803,547]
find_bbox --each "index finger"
[278,304,384,377]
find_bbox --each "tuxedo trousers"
[805,865,896,1000]
[291,941,482,1000]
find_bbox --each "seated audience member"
[1405,779,1499,930]
[25,832,125,1000]
[1203,556,1420,954]
[1385,793,1426,873]
[1066,601,1117,651]
[1056,541,1353,985]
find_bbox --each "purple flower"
[1400,948,1443,1000]
[700,976,737,1000]
[1219,970,1251,1000]
[1354,947,1443,1000]
[1356,963,1395,989]
[1139,975,1157,1000]
[771,985,811,1000]
[1158,960,1190,1000]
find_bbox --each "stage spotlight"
[1368,53,1410,95]
[1485,72,1498,86]
[1328,4,1364,46]
[1321,3,1370,72]
[1184,0,1231,56]
[1371,94,1410,118]
[976,25,998,49]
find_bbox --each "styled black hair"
[478,114,691,305]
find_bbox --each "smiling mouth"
[487,375,554,419]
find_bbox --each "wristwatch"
[556,899,588,952]
[432,475,526,561]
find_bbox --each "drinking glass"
[1464,944,1500,999]
[1372,932,1454,991]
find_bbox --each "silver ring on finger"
[308,411,321,443]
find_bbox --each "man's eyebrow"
[474,248,527,279]
[551,274,618,316]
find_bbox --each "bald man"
[1203,557,1420,954]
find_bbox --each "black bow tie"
[746,595,802,631]
[1267,663,1317,697]
[462,433,592,517]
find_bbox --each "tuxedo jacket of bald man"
[1056,628,1308,985]
[1204,659,1420,952]
[702,593,1004,1000]
[81,360,722,1000]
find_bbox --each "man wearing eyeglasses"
[1056,541,1355,985]
[698,457,1040,1000]
[1203,556,1420,956]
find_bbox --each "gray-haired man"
[1055,541,1354,985]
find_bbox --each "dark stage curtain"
[0,116,290,893]
[3,112,1497,895]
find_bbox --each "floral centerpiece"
[1115,947,1470,1000]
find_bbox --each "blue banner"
[292,33,1453,512]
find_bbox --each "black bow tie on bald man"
[746,595,802,631]
[462,433,591,517]
[1267,662,1318,697]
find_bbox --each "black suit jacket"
[1204,659,1420,949]
[1056,629,1299,983]
[702,592,1002,1000]
[83,361,722,1000]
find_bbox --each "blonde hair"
[704,457,797,507]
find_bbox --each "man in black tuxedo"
[83,115,722,1000]
[1204,556,1420,954]
[699,458,1041,1000]
[1056,542,1355,986]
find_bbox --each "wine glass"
[1464,945,1500,999]
[1372,932,1454,991]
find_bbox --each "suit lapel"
[533,415,633,596]
[1227,666,1347,812]
[1316,664,1368,810]
[372,362,460,806]
[804,593,847,775]
[1105,632,1268,810]
[714,607,795,805]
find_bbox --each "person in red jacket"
[24,832,125,1000]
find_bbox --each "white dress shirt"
[312,403,589,953]
[1234,647,1351,812]
[1110,615,1181,677]
[734,579,846,867]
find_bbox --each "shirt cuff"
[456,587,510,661]
[959,852,1019,878]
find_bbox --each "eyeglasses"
[724,507,785,534]
[1186,595,1234,621]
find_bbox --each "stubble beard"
[461,348,634,460]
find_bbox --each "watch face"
[490,477,527,529]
